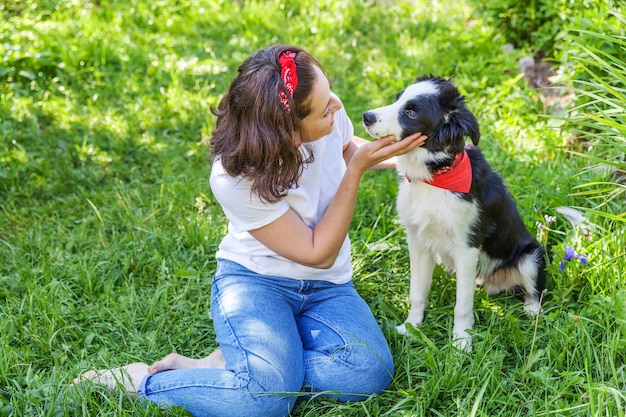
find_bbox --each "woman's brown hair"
[210,45,326,203]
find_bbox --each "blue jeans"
[137,259,394,417]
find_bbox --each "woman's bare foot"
[73,362,149,394]
[73,349,225,393]
[148,348,226,374]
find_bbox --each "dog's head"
[362,76,480,155]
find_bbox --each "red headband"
[278,51,298,113]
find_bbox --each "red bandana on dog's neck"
[407,150,472,193]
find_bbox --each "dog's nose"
[362,111,377,127]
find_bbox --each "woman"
[75,44,426,417]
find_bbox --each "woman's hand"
[347,132,427,174]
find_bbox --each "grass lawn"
[1,0,624,416]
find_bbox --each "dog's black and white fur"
[363,76,546,350]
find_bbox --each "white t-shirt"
[209,102,355,284]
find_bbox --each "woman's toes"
[73,370,97,386]
[74,363,149,394]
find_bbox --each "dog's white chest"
[396,180,478,250]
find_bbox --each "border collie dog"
[362,75,546,350]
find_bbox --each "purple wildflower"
[559,245,588,271]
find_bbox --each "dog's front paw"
[396,323,409,335]
[398,308,424,335]
[452,330,472,352]
[396,318,422,336]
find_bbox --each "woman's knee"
[354,343,394,393]
[303,342,394,402]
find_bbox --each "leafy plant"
[467,0,621,53]
[555,11,626,219]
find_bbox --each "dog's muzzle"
[362,111,378,128]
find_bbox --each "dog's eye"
[405,109,417,119]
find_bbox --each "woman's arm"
[249,132,426,268]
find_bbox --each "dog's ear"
[444,108,480,145]
[438,80,480,145]
[458,108,480,145]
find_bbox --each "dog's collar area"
[431,153,462,176]
[406,150,472,193]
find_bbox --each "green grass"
[1,0,625,416]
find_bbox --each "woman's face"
[298,65,343,143]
